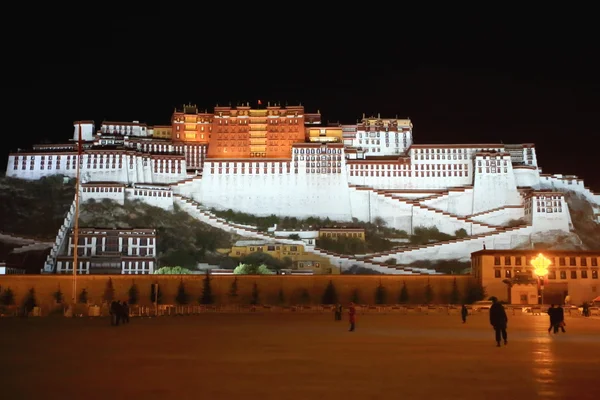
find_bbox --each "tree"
[299,288,310,304]
[464,281,486,304]
[240,252,283,272]
[103,278,115,303]
[229,277,239,299]
[52,286,64,304]
[375,281,387,305]
[128,283,139,305]
[200,271,214,304]
[175,279,190,305]
[282,257,293,268]
[219,257,237,269]
[450,278,460,304]
[233,263,275,275]
[399,281,409,304]
[154,266,193,274]
[0,287,15,305]
[250,282,260,305]
[373,216,386,229]
[150,283,163,304]
[321,280,338,304]
[23,288,37,313]
[424,280,434,304]
[78,288,88,304]
[277,288,285,305]
[350,288,361,304]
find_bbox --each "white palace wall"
[470,206,525,226]
[199,162,354,221]
[6,153,187,185]
[420,188,475,216]
[472,154,522,214]
[539,174,600,205]
[513,167,541,188]
[370,225,534,264]
[80,184,175,210]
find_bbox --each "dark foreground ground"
[0,312,599,400]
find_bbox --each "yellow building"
[153,125,172,139]
[306,126,343,143]
[471,249,599,306]
[229,240,340,274]
[318,227,366,241]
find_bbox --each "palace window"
[515,257,522,266]
[559,257,566,266]
[560,271,567,279]
[581,270,588,279]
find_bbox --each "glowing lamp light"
[531,253,551,277]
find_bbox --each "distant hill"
[79,199,237,269]
[0,175,75,240]
[1,175,598,274]
[563,191,600,250]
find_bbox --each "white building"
[0,262,25,275]
[5,108,600,274]
[54,228,157,275]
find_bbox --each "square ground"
[1,311,599,399]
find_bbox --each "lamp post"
[531,253,551,305]
[338,260,342,275]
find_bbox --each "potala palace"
[5,103,600,275]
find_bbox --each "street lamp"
[531,253,551,305]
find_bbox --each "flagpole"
[72,124,82,306]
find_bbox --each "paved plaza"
[0,311,598,399]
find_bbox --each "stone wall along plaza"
[0,275,475,308]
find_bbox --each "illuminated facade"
[4,101,600,275]
[229,240,339,274]
[318,228,366,241]
[205,103,319,159]
[471,249,600,305]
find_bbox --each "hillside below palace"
[5,102,600,275]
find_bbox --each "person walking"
[121,301,130,324]
[547,304,558,333]
[110,300,120,326]
[348,302,356,332]
[489,297,508,347]
[334,304,342,321]
[555,304,566,333]
[461,304,468,323]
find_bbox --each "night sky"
[6,16,599,189]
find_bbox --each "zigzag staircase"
[366,223,532,263]
[354,185,499,235]
[42,197,78,273]
[173,194,441,275]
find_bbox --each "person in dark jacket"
[121,301,130,324]
[489,297,508,347]
[348,302,356,332]
[555,305,566,333]
[110,301,120,326]
[461,305,468,323]
[334,304,342,321]
[547,304,558,333]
